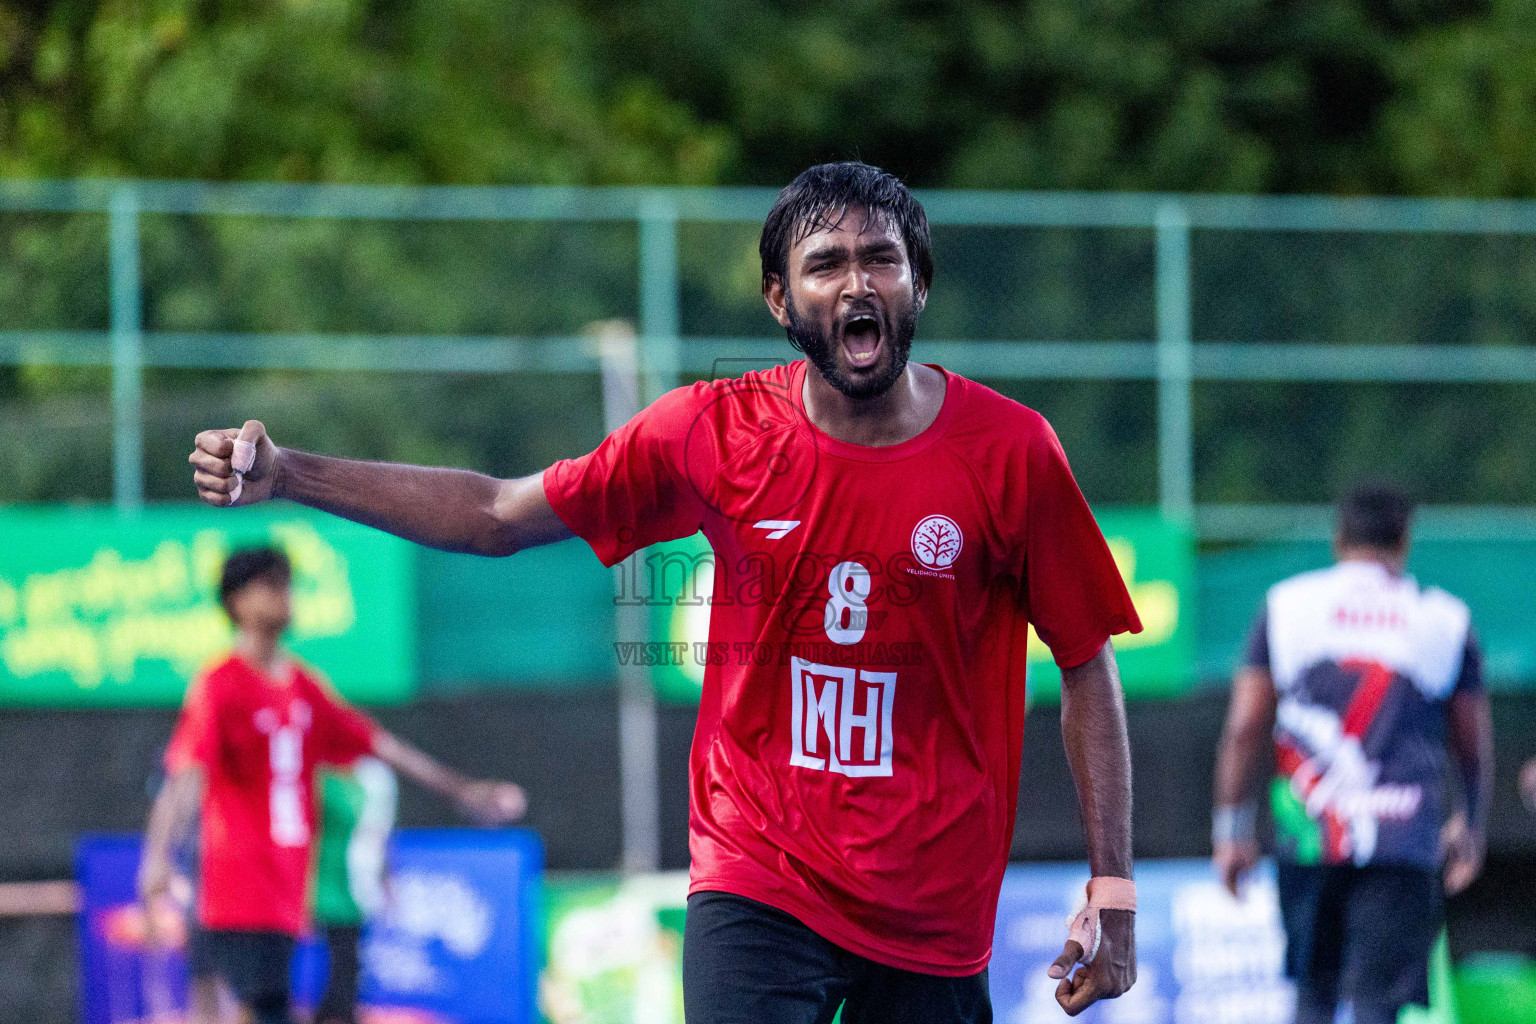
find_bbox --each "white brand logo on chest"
[911,514,963,570]
[753,519,801,540]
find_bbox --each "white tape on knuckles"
[1064,876,1137,965]
[231,439,256,474]
[228,438,257,505]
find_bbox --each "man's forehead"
[791,205,904,256]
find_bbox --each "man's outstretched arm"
[1049,640,1136,1016]
[372,730,528,824]
[189,420,573,555]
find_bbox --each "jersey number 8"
[824,561,871,645]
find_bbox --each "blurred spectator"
[137,547,525,1024]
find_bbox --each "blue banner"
[536,862,1297,1024]
[76,829,542,1024]
[989,859,1294,1024]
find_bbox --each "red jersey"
[545,361,1141,974]
[165,652,377,935]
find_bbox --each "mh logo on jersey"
[911,514,963,570]
[789,657,897,777]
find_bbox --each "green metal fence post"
[1156,202,1193,522]
[638,192,681,405]
[109,184,144,513]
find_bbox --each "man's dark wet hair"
[1337,483,1413,550]
[759,161,934,295]
[219,546,292,616]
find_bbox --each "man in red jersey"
[138,547,527,1024]
[185,162,1141,1022]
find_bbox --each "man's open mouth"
[839,312,883,369]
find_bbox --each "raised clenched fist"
[188,420,280,507]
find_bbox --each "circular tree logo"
[911,514,963,570]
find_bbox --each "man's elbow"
[474,473,564,557]
[470,518,524,557]
[468,476,531,557]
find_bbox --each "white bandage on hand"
[1065,876,1137,964]
[228,438,257,504]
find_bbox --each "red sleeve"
[1018,416,1143,668]
[542,384,708,567]
[305,671,378,766]
[164,674,219,773]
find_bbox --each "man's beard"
[785,291,920,401]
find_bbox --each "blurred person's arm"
[143,671,217,942]
[137,767,203,939]
[1212,665,1278,897]
[372,731,527,825]
[1522,757,1536,813]
[1048,641,1136,1015]
[309,673,527,828]
[188,421,572,556]
[1443,689,1493,896]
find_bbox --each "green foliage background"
[3,0,1536,506]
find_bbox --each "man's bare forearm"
[190,422,572,552]
[1060,642,1133,879]
[1449,691,1494,834]
[372,731,528,824]
[275,449,548,556]
[140,770,202,888]
[1214,729,1269,809]
[373,731,471,802]
[1214,668,1278,809]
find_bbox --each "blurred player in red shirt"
[138,547,527,1024]
[186,163,1141,1023]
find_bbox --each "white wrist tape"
[228,438,256,504]
[1212,802,1258,846]
[1065,876,1137,964]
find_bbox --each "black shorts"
[198,928,296,1024]
[185,918,217,979]
[315,924,363,1024]
[682,891,991,1024]
[1277,862,1443,1008]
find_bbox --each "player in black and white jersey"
[1212,483,1493,1024]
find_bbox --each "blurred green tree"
[0,1,1514,193]
[0,0,733,184]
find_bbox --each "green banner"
[1024,509,1196,701]
[417,541,616,686]
[540,873,688,1024]
[0,506,415,706]
[646,533,715,703]
[646,509,1195,704]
